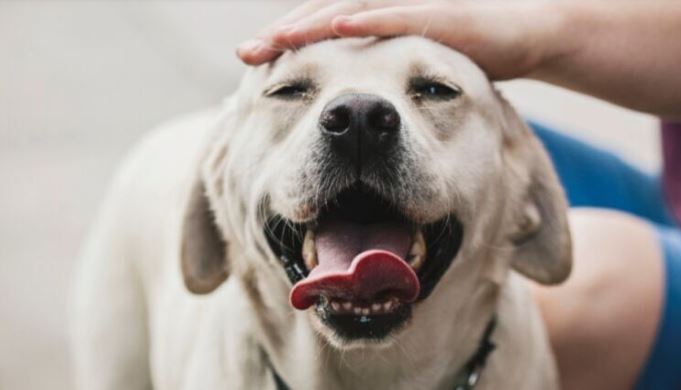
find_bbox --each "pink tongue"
[289,220,420,310]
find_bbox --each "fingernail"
[334,15,353,24]
[237,39,263,54]
[274,24,295,34]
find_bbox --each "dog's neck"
[267,317,497,390]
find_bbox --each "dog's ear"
[180,178,229,294]
[500,98,572,285]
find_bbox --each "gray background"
[0,2,660,389]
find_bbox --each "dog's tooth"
[353,307,362,315]
[409,254,425,272]
[408,230,426,270]
[330,301,340,312]
[409,230,426,257]
[342,302,352,311]
[361,308,370,316]
[371,303,382,313]
[383,300,393,312]
[302,229,318,271]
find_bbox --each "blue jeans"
[532,121,681,390]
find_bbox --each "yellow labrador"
[73,37,571,390]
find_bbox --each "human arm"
[237,1,681,119]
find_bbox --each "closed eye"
[409,77,462,101]
[264,81,314,100]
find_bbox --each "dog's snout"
[319,93,400,166]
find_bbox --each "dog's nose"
[319,93,400,166]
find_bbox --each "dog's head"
[181,37,571,348]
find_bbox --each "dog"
[72,36,571,390]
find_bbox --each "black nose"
[319,93,400,167]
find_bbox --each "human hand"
[236,0,559,80]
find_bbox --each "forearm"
[530,1,681,119]
[237,0,681,118]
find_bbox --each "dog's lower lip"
[315,296,413,340]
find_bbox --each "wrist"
[523,1,584,81]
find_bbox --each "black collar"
[269,316,497,390]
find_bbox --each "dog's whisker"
[420,14,434,39]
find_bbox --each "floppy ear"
[180,178,229,294]
[500,99,572,285]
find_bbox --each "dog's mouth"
[265,184,464,340]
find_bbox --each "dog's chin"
[314,295,412,344]
[308,305,411,350]
[265,183,464,344]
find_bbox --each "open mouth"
[265,184,464,341]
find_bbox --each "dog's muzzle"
[264,94,464,341]
[265,185,464,341]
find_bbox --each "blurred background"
[0,1,661,389]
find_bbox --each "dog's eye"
[410,79,461,101]
[265,82,312,100]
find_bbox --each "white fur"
[72,37,569,390]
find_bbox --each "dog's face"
[181,37,571,349]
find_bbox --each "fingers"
[238,0,424,65]
[238,0,333,65]
[269,0,419,47]
[332,5,446,39]
[236,40,284,66]
[269,1,373,50]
